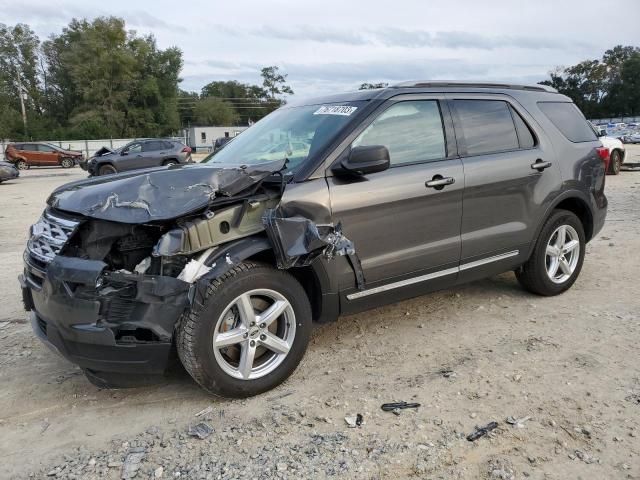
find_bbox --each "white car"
[591,123,626,175]
[599,135,626,175]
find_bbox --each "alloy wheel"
[545,225,580,284]
[212,289,296,380]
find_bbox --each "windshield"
[202,102,364,171]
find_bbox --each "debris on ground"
[344,413,363,428]
[380,401,421,413]
[121,450,145,479]
[505,416,530,428]
[194,406,214,417]
[187,423,214,440]
[466,421,499,441]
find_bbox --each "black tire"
[16,160,29,170]
[60,157,74,168]
[163,159,178,167]
[177,261,312,398]
[516,209,586,296]
[98,164,117,176]
[608,150,622,175]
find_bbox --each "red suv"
[5,142,83,169]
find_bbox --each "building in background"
[185,126,249,152]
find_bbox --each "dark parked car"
[0,161,19,182]
[82,139,193,176]
[20,82,607,397]
[5,142,83,169]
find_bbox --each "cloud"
[216,24,595,52]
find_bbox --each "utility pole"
[15,65,27,137]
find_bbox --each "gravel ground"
[1,147,639,479]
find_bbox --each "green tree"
[193,97,239,125]
[0,23,42,138]
[260,66,293,101]
[200,80,276,123]
[41,16,182,138]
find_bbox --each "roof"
[391,80,557,93]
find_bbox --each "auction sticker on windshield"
[314,105,358,116]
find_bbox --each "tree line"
[0,17,293,141]
[539,45,640,119]
[1,15,638,141]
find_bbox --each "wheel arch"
[97,162,117,174]
[528,191,594,259]
[193,236,338,324]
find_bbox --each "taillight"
[596,146,610,164]
[182,146,192,153]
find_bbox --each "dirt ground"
[1,148,639,479]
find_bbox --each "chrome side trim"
[346,267,458,300]
[346,250,519,300]
[459,250,520,271]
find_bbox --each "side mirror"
[334,145,390,176]
[121,150,128,156]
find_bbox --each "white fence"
[1,137,187,159]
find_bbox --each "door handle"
[425,176,455,189]
[531,159,552,171]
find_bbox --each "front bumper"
[21,252,191,376]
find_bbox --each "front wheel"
[60,157,74,168]
[608,150,622,175]
[177,261,312,397]
[98,164,117,176]
[16,160,29,170]
[516,209,585,296]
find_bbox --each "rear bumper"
[20,253,191,375]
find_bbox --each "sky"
[2,0,640,100]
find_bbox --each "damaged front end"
[21,162,361,381]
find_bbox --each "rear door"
[327,95,464,307]
[142,140,168,167]
[36,144,60,166]
[20,143,40,165]
[447,94,562,282]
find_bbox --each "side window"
[537,102,597,143]
[453,100,519,156]
[201,132,207,143]
[23,144,37,151]
[125,143,142,154]
[509,106,536,149]
[143,141,164,152]
[352,100,446,165]
[37,144,56,152]
[163,141,175,150]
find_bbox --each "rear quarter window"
[537,102,597,143]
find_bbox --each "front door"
[119,142,144,171]
[327,97,464,304]
[447,95,562,282]
[36,144,60,166]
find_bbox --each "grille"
[27,210,80,264]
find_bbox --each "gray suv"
[84,139,193,176]
[20,82,607,397]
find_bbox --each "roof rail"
[392,80,557,93]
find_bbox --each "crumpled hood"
[47,161,284,224]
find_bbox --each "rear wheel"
[16,160,28,170]
[163,159,178,167]
[516,209,585,296]
[98,164,117,176]
[177,261,312,397]
[60,157,74,168]
[608,150,622,175]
